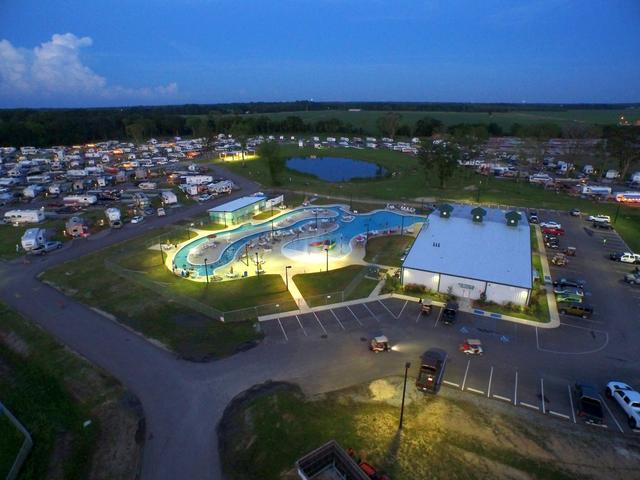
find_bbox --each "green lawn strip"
[40,231,293,359]
[0,302,128,480]
[0,414,23,478]
[253,210,277,220]
[364,235,414,267]
[293,265,365,306]
[345,277,379,301]
[219,382,575,480]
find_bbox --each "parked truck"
[105,208,122,228]
[574,382,604,424]
[415,349,447,394]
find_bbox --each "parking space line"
[541,378,546,414]
[330,309,346,330]
[514,371,518,406]
[277,318,289,342]
[549,411,570,420]
[487,366,493,398]
[433,308,444,328]
[378,300,398,319]
[567,385,576,423]
[493,394,511,403]
[520,402,540,411]
[599,394,624,433]
[346,306,363,326]
[312,312,328,335]
[295,315,308,336]
[461,360,471,390]
[363,303,379,322]
[398,300,408,318]
[467,387,485,395]
[443,380,460,388]
[415,309,423,323]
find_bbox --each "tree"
[258,141,283,185]
[185,117,203,138]
[230,122,251,166]
[125,122,146,143]
[413,117,443,137]
[418,139,460,189]
[376,112,402,138]
[605,126,640,181]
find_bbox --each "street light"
[324,246,329,272]
[399,361,411,430]
[285,265,292,291]
[204,257,209,285]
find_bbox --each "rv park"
[2,129,640,479]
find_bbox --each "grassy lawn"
[0,219,66,260]
[219,145,640,252]
[253,210,277,220]
[293,265,377,306]
[41,229,294,360]
[218,379,633,480]
[0,302,142,480]
[364,235,414,267]
[0,415,23,478]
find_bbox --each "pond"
[286,156,388,182]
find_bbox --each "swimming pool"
[171,206,426,279]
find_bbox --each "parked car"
[570,208,581,216]
[131,215,145,224]
[610,252,640,264]
[592,221,613,230]
[529,212,539,224]
[553,286,584,297]
[441,302,458,325]
[542,227,565,236]
[587,214,611,223]
[540,221,562,229]
[605,381,640,429]
[29,240,62,255]
[574,383,604,424]
[416,349,447,394]
[553,277,585,289]
[624,272,640,285]
[556,292,583,303]
[557,302,593,318]
[545,236,560,249]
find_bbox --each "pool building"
[208,195,266,225]
[401,204,533,306]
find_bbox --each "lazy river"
[171,206,426,279]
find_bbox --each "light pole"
[204,257,209,285]
[324,246,329,272]
[285,265,292,291]
[399,361,411,430]
[614,202,621,224]
[160,244,165,265]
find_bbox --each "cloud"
[0,33,178,104]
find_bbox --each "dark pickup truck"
[574,382,604,424]
[416,349,447,394]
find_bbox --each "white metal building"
[401,205,532,306]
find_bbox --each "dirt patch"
[0,330,31,356]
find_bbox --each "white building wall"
[438,274,486,300]
[485,283,529,306]
[402,268,440,292]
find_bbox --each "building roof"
[207,195,265,213]
[403,205,532,289]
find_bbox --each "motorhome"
[105,208,122,228]
[22,185,43,199]
[529,173,553,184]
[161,191,178,205]
[582,185,612,196]
[4,209,45,224]
[62,194,98,206]
[21,228,46,251]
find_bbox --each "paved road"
[2,192,640,479]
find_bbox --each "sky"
[0,0,639,108]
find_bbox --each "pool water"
[286,157,388,182]
[172,206,426,278]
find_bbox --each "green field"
[293,265,378,306]
[219,145,640,251]
[364,235,415,267]
[0,302,141,480]
[41,228,292,360]
[0,220,66,260]
[205,108,638,132]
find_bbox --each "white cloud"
[0,33,178,103]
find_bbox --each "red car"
[542,227,565,236]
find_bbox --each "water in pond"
[286,156,387,182]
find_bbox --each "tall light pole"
[399,361,411,430]
[285,265,292,291]
[255,252,260,275]
[204,257,209,285]
[324,246,329,272]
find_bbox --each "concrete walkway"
[534,225,561,328]
[282,273,310,312]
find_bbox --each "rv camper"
[4,209,45,224]
[21,228,46,251]
[63,194,98,206]
[105,208,122,228]
[161,191,178,205]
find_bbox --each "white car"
[131,215,145,224]
[540,221,562,229]
[587,214,611,223]
[606,381,640,429]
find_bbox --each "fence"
[1,401,33,480]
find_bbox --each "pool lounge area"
[165,205,426,282]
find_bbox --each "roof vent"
[505,210,522,227]
[471,206,487,223]
[437,203,453,218]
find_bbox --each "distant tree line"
[1,104,638,147]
